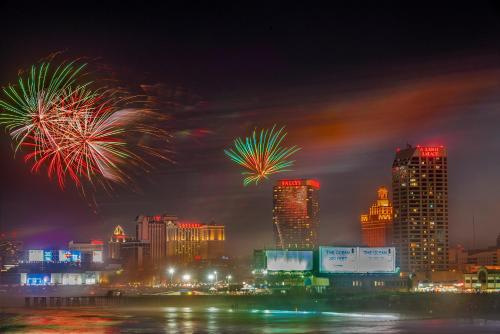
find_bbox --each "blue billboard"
[265,250,313,271]
[43,250,57,262]
[26,274,50,286]
[58,250,81,263]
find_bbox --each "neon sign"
[417,146,443,158]
[178,223,203,228]
[280,180,302,187]
[279,179,320,189]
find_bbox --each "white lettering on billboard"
[320,246,396,273]
[320,247,358,273]
[357,247,396,273]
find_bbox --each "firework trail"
[224,125,300,186]
[0,60,170,192]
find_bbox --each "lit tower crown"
[360,187,394,247]
[111,225,127,242]
[377,187,389,205]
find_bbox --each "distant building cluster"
[2,143,500,293]
[106,215,226,278]
[253,145,497,292]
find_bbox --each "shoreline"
[1,292,499,320]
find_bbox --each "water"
[1,307,500,333]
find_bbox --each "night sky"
[1,4,500,255]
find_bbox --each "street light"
[226,274,232,285]
[213,271,218,283]
[168,267,175,284]
[182,274,191,283]
[207,273,215,282]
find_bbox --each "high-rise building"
[108,225,130,261]
[136,214,178,266]
[120,240,151,272]
[392,145,448,273]
[273,179,320,250]
[166,221,225,264]
[361,187,394,247]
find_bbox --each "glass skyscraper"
[273,179,320,250]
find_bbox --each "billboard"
[357,247,396,273]
[319,247,358,273]
[28,250,44,262]
[266,250,313,271]
[43,250,58,262]
[92,250,103,263]
[26,273,51,285]
[58,250,81,263]
[319,246,396,274]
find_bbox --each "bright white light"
[227,275,232,280]
[168,267,175,275]
[208,274,215,281]
[182,274,191,281]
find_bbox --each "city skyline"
[2,5,500,257]
[3,5,500,332]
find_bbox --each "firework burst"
[0,60,170,192]
[224,125,300,186]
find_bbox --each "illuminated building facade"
[360,187,393,247]
[108,225,130,261]
[392,145,448,272]
[68,240,104,264]
[136,214,178,266]
[166,222,225,264]
[18,248,103,285]
[464,266,500,292]
[0,239,23,271]
[273,179,320,250]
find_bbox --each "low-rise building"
[449,243,500,272]
[464,266,500,292]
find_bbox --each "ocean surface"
[1,307,500,333]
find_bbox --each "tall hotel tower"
[392,145,448,273]
[136,214,178,266]
[273,179,320,250]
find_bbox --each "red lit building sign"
[280,180,303,187]
[178,223,202,229]
[418,146,442,158]
[279,179,320,189]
